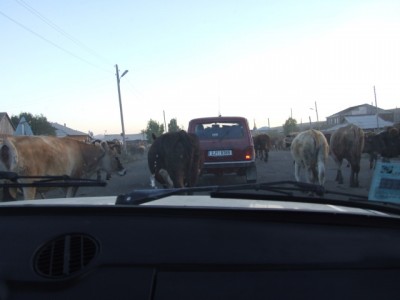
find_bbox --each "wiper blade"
[116,185,221,205]
[116,181,364,205]
[0,171,106,188]
[116,181,400,216]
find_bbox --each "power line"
[0,9,110,73]
[14,0,113,66]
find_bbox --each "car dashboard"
[0,194,400,300]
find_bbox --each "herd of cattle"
[1,123,399,200]
[254,124,400,188]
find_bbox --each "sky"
[1,0,400,135]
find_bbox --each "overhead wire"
[0,8,111,74]
[1,2,144,131]
[14,0,114,67]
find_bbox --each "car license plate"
[208,150,232,157]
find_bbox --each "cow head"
[96,141,127,179]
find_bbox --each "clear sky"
[1,0,400,135]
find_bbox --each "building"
[14,116,34,136]
[325,103,399,132]
[324,115,393,133]
[0,112,15,137]
[326,103,389,127]
[51,122,91,142]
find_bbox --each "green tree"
[168,118,182,132]
[11,112,56,136]
[283,117,299,136]
[144,119,164,142]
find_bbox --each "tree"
[283,117,299,136]
[168,118,182,132]
[11,112,56,136]
[144,119,164,142]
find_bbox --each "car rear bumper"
[201,160,256,174]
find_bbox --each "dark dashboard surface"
[1,205,400,300]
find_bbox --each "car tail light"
[244,147,254,160]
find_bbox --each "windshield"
[1,1,400,206]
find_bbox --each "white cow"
[290,129,329,186]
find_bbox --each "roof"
[325,115,393,132]
[326,103,386,118]
[0,112,15,135]
[51,122,88,137]
[189,116,249,124]
[0,112,9,122]
[14,116,34,136]
[93,133,145,141]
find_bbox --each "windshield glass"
[1,1,400,206]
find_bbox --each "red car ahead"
[188,116,257,183]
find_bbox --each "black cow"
[364,127,400,169]
[148,130,203,188]
[253,134,271,162]
[363,132,381,169]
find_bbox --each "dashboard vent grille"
[34,233,99,279]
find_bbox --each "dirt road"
[64,151,372,197]
[44,150,374,199]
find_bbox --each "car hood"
[0,194,392,217]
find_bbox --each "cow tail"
[354,127,365,156]
[315,133,328,186]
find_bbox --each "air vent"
[34,233,99,279]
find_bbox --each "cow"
[363,132,380,169]
[253,134,271,162]
[92,139,125,180]
[272,136,286,150]
[0,136,127,200]
[363,127,400,169]
[127,143,146,157]
[290,129,329,186]
[147,130,203,188]
[329,124,365,187]
[285,133,298,150]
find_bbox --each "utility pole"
[315,101,319,129]
[374,85,379,130]
[115,64,128,153]
[163,110,167,132]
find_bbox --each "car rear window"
[194,122,245,140]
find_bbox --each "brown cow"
[329,124,365,187]
[290,129,329,186]
[148,130,203,188]
[0,136,126,200]
[253,134,271,162]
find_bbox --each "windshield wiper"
[116,181,363,204]
[116,181,400,216]
[0,171,106,188]
[116,185,222,205]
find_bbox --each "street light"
[115,64,128,154]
